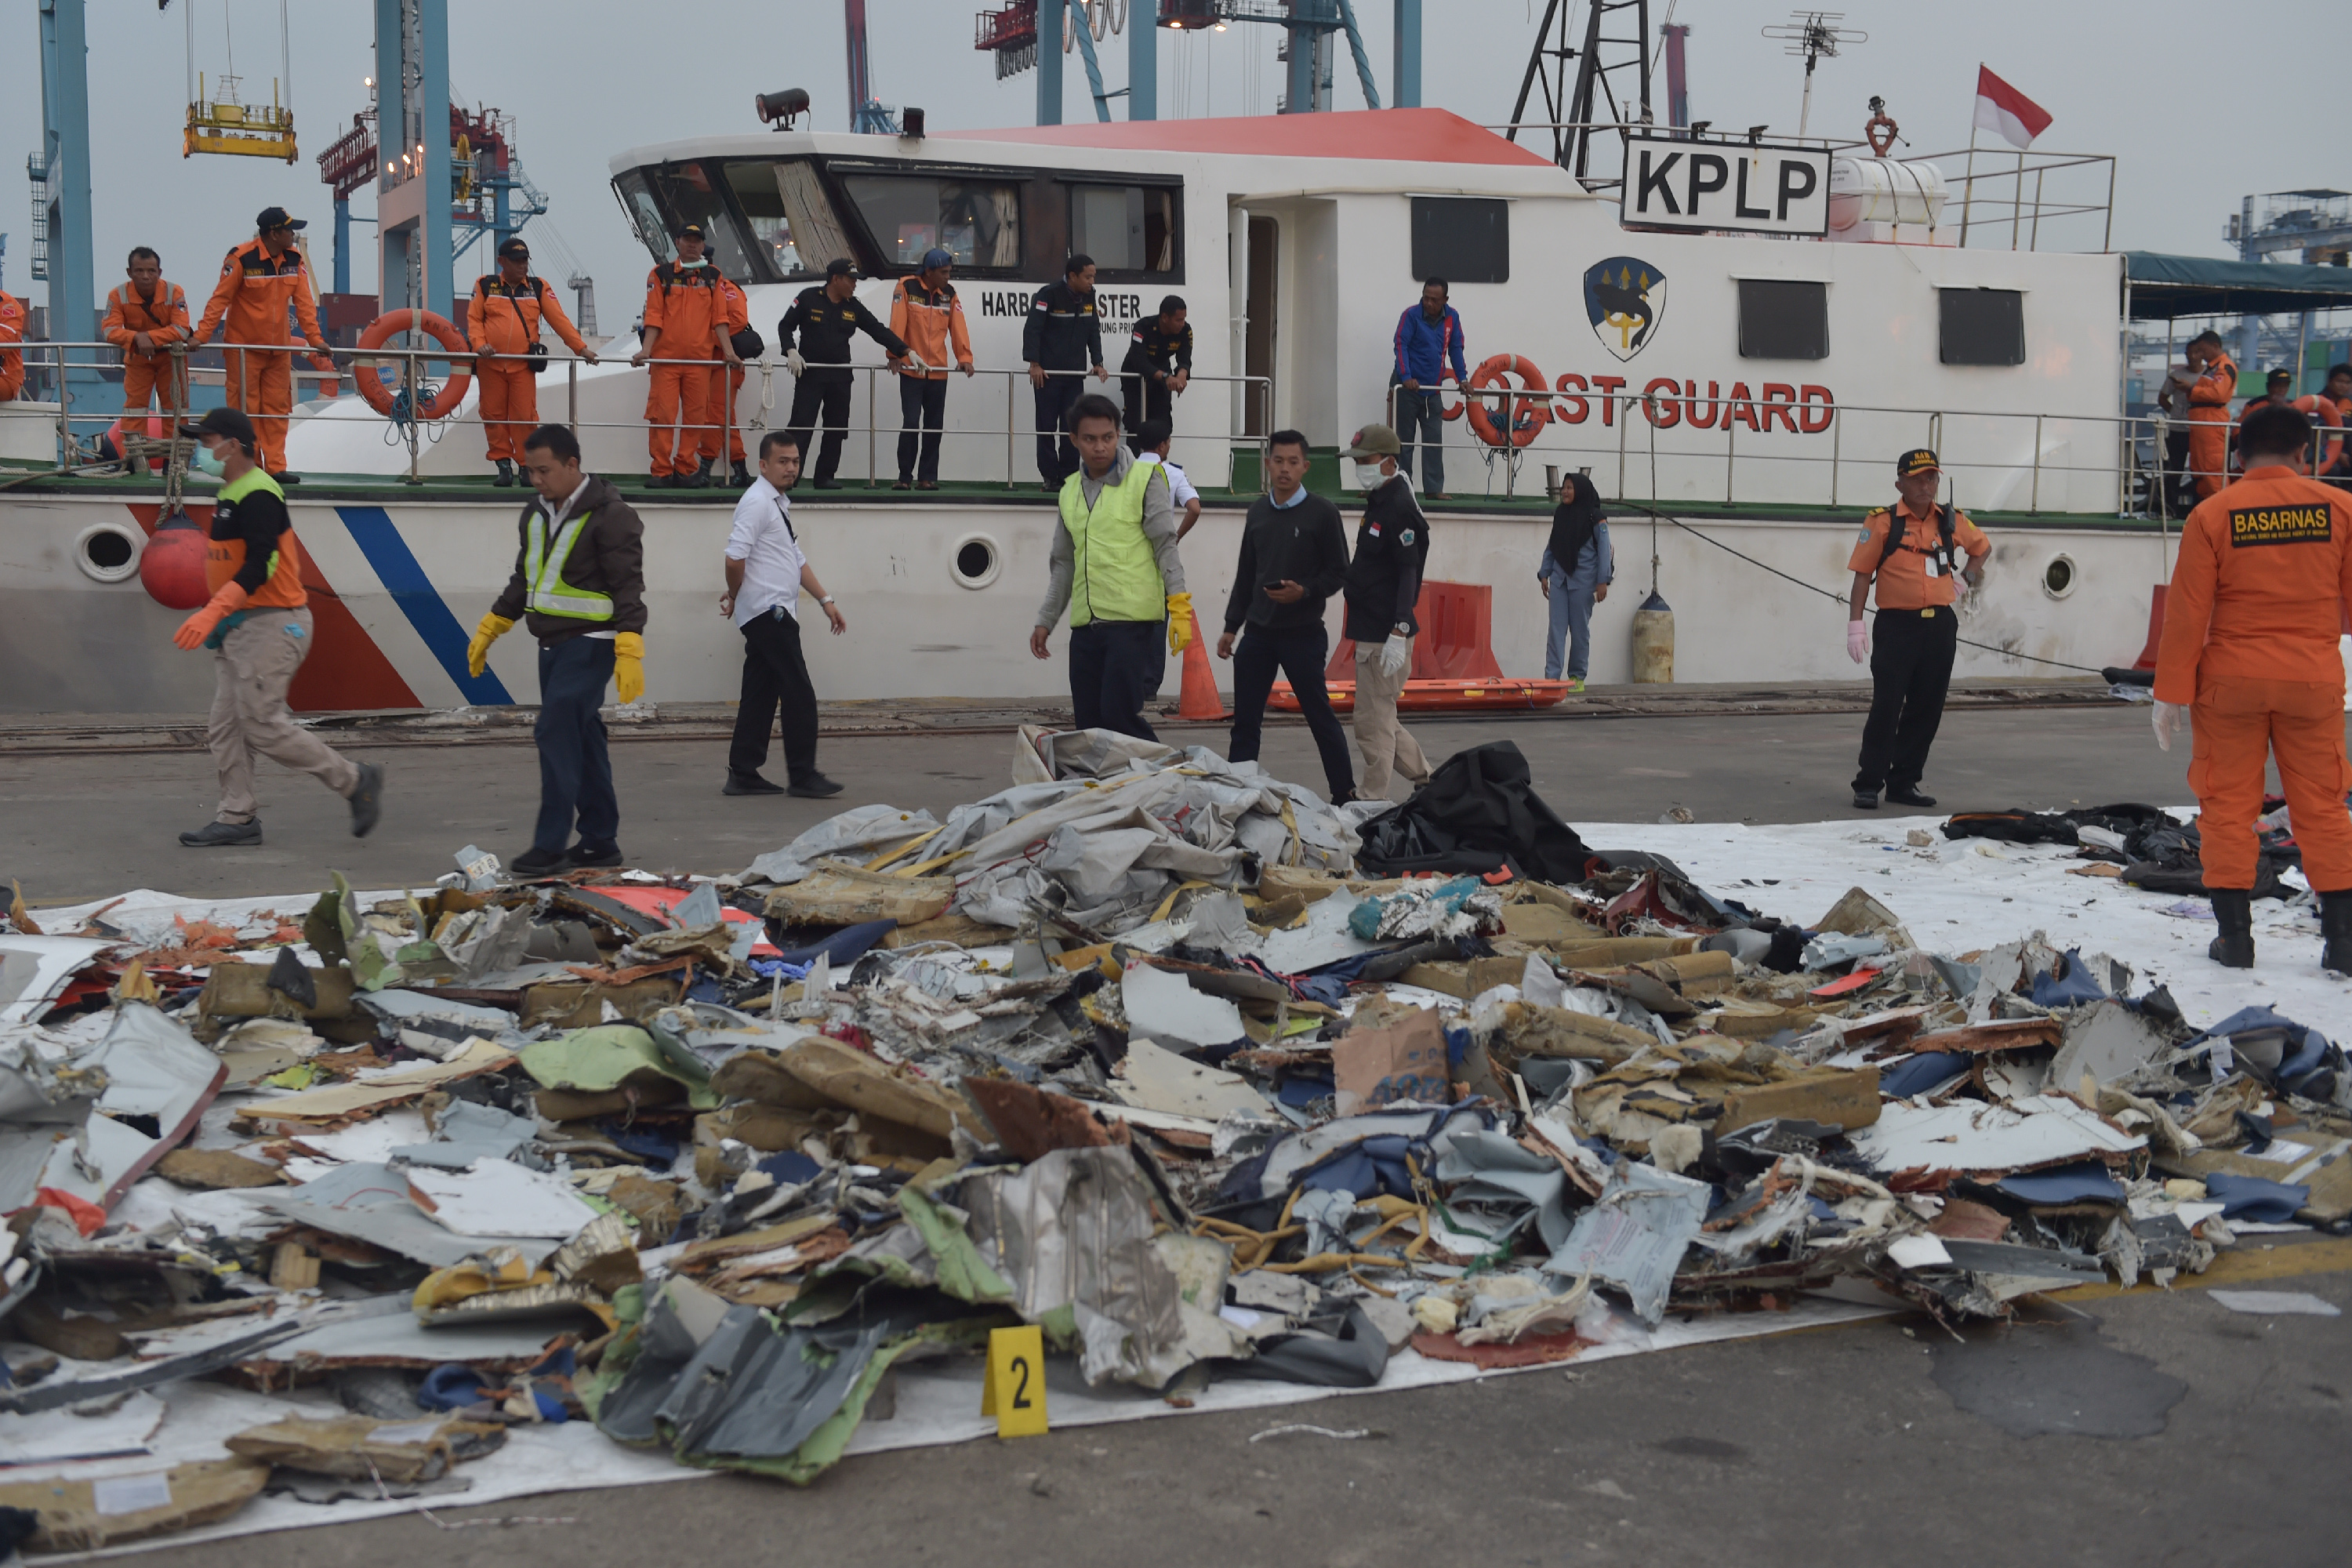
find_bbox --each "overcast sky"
[4,0,2341,320]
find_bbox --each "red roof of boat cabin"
[949,107,1556,168]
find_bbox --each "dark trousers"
[534,636,619,854]
[1122,372,1171,434]
[1068,620,1163,741]
[1393,379,1446,495]
[2161,429,2193,515]
[729,607,821,783]
[1229,622,1357,801]
[1853,606,1957,795]
[1034,375,1085,487]
[786,376,852,481]
[896,377,949,483]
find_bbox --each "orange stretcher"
[1269,677,1575,714]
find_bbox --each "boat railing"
[1486,120,2116,254]
[0,339,1277,491]
[1385,381,2340,527]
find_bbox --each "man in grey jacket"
[1029,394,1189,739]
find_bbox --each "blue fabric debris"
[764,919,898,970]
[597,1121,681,1163]
[2203,1171,2310,1224]
[1294,1134,1421,1202]
[2028,949,2109,1008]
[1994,1161,2126,1206]
[756,1150,823,1186]
[1878,1051,1971,1098]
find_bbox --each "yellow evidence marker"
[980,1324,1049,1438]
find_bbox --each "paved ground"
[9,703,2349,1562]
[2,702,2260,907]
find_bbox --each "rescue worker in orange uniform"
[192,208,336,480]
[2182,329,2238,501]
[468,238,597,487]
[169,407,383,849]
[0,287,27,403]
[103,247,192,464]
[2153,401,2352,975]
[629,223,739,487]
[1845,448,1992,811]
[888,248,974,491]
[2295,362,2350,488]
[697,269,754,488]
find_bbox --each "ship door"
[1242,214,1278,437]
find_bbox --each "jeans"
[1068,619,1163,740]
[785,376,851,482]
[897,376,948,483]
[1229,622,1356,801]
[1033,375,1085,487]
[1853,607,1958,795]
[729,607,820,782]
[1543,566,1599,681]
[534,636,619,853]
[1392,379,1446,495]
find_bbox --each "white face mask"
[1352,461,1385,492]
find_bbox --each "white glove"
[2152,700,2186,751]
[1377,633,1411,677]
[1846,621,1869,664]
[786,349,807,377]
[902,352,930,375]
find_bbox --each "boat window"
[1067,183,1178,276]
[1410,198,1508,285]
[612,171,674,265]
[720,158,853,281]
[644,162,759,281]
[839,174,1022,270]
[1940,288,2026,366]
[1737,279,1829,360]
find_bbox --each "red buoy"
[140,511,211,609]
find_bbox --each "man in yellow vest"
[1028,393,1191,739]
[169,408,383,847]
[467,423,648,875]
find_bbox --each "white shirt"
[1135,451,1199,508]
[725,476,808,626]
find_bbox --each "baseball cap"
[497,238,530,260]
[180,405,257,452]
[1344,423,1403,459]
[675,223,706,241]
[920,247,953,270]
[1895,447,1940,477]
[255,206,306,234]
[826,257,859,279]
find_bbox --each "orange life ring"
[353,310,474,422]
[1465,354,1552,448]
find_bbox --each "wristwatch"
[819,596,837,606]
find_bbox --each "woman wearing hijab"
[1537,471,1613,690]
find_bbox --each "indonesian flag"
[1973,66,2053,149]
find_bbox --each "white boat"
[2,107,2164,716]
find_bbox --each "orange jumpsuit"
[194,240,334,473]
[103,280,192,421]
[466,274,590,463]
[699,274,750,468]
[640,260,728,477]
[0,289,24,402]
[2154,466,2352,892]
[2187,351,2238,501]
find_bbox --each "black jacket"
[490,475,648,645]
[1021,280,1105,372]
[1342,475,1429,643]
[1225,490,1350,634]
[1120,318,1192,380]
[777,286,907,381]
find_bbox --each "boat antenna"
[1760,10,1864,140]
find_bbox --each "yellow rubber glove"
[614,631,645,705]
[1165,593,1195,655]
[466,612,514,677]
[172,581,248,651]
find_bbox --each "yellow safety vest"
[524,503,615,622]
[1059,459,1163,626]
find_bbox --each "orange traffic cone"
[1177,607,1228,720]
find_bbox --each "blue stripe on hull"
[330,506,514,705]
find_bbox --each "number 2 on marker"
[982,1324,1049,1437]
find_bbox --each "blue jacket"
[1393,303,1467,384]
[1541,521,1614,586]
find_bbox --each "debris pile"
[1,737,2346,1548]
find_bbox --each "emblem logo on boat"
[1584,256,1667,363]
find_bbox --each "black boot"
[2321,890,2352,977]
[730,460,752,488]
[493,458,515,487]
[2208,887,2255,970]
[691,456,716,488]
